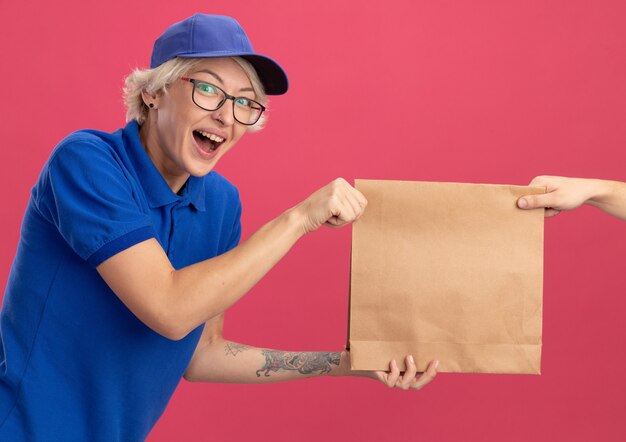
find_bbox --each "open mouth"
[193,130,225,153]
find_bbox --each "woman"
[0,14,438,440]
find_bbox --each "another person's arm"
[517,176,626,221]
[183,314,439,391]
[97,178,366,340]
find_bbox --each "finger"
[323,219,344,229]
[517,193,556,210]
[545,208,561,217]
[398,355,418,390]
[386,359,400,388]
[334,199,357,225]
[324,183,367,227]
[342,188,365,221]
[339,186,367,222]
[334,179,367,222]
[335,179,367,208]
[323,195,356,227]
[350,186,368,209]
[528,175,551,187]
[373,371,387,383]
[338,180,366,209]
[410,359,439,390]
[367,368,388,384]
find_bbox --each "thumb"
[517,192,555,210]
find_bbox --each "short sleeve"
[34,136,155,267]
[223,196,242,253]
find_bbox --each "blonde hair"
[123,57,268,131]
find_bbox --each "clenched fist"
[293,178,368,234]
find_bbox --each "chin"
[188,160,218,177]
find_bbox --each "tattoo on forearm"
[224,342,249,357]
[255,350,341,377]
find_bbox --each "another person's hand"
[294,178,368,233]
[517,176,603,217]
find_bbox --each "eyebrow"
[193,69,255,94]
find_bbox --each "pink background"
[1,1,625,441]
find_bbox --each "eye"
[234,97,252,107]
[196,82,218,95]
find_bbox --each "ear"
[141,90,162,109]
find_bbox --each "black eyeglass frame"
[179,77,266,126]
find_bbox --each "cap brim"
[178,52,289,95]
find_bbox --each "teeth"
[198,130,224,143]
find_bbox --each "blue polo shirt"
[0,120,242,441]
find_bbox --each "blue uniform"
[0,121,242,440]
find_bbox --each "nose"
[212,98,235,127]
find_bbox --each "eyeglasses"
[180,77,265,126]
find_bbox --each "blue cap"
[150,14,289,95]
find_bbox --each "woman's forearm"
[184,339,352,384]
[168,208,305,337]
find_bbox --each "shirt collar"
[122,120,206,211]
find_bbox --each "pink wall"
[1,1,625,441]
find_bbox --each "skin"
[518,176,626,221]
[97,58,438,391]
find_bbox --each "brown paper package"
[348,180,545,374]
